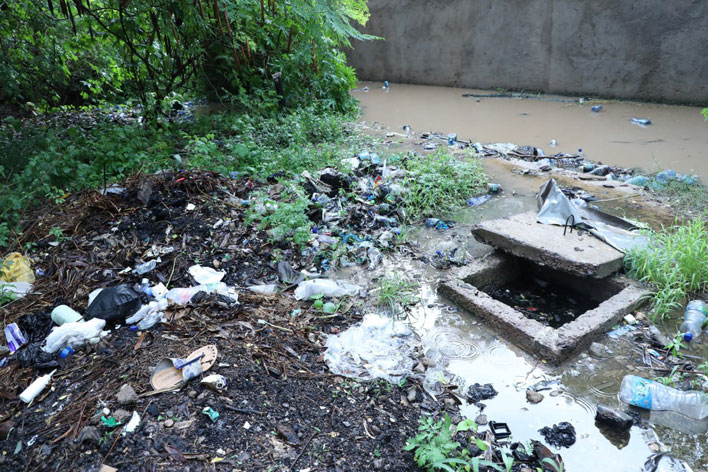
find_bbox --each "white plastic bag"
[188,265,225,284]
[294,279,361,300]
[42,318,107,353]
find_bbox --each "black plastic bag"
[86,286,145,323]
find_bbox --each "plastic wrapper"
[0,253,35,284]
[323,314,419,382]
[42,318,107,353]
[294,279,361,300]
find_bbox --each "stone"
[75,426,101,446]
[595,404,633,431]
[187,390,197,399]
[147,404,159,417]
[116,384,138,405]
[113,409,131,423]
[414,362,426,373]
[164,419,174,428]
[475,414,488,426]
[526,390,544,404]
[406,387,417,403]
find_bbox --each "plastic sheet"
[42,318,107,353]
[188,265,225,284]
[323,314,419,382]
[536,179,647,253]
[293,279,362,300]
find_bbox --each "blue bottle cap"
[59,346,75,359]
[683,332,693,342]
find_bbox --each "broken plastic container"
[51,305,83,325]
[4,323,27,352]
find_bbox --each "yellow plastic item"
[0,253,35,284]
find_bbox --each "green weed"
[403,149,487,219]
[376,273,420,315]
[245,186,313,248]
[625,216,708,320]
[650,179,708,218]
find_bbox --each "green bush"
[625,217,708,319]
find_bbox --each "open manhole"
[479,257,624,329]
[440,212,647,364]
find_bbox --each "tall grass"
[625,216,708,319]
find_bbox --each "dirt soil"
[0,172,438,471]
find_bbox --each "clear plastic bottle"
[680,300,708,341]
[619,375,708,420]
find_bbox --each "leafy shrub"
[245,186,313,247]
[625,216,708,319]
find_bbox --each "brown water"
[355,82,708,180]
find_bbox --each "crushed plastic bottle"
[619,375,708,420]
[591,105,603,112]
[293,279,361,300]
[680,300,708,341]
[631,118,652,126]
[133,260,157,275]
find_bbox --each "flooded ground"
[355,82,708,180]
[335,150,707,469]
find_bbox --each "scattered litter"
[122,411,141,435]
[467,383,498,403]
[324,314,419,382]
[4,323,27,352]
[202,406,220,422]
[248,284,278,295]
[150,345,218,390]
[201,374,227,391]
[591,105,603,112]
[19,369,56,403]
[631,118,652,126]
[467,195,492,207]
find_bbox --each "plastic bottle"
[20,370,57,403]
[681,300,708,341]
[619,375,708,419]
[133,260,156,275]
[51,305,83,325]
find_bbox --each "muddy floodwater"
[354,82,708,180]
[335,143,708,469]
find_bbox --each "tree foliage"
[0,0,375,114]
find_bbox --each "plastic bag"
[188,265,225,284]
[323,314,419,382]
[86,286,144,323]
[294,279,361,300]
[0,253,35,283]
[42,318,107,353]
[165,282,238,305]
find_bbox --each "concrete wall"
[348,0,708,104]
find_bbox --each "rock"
[526,390,544,404]
[595,404,633,431]
[589,342,611,358]
[276,424,300,445]
[187,390,197,399]
[406,387,417,403]
[444,398,456,408]
[373,458,384,469]
[147,404,159,417]
[414,362,426,374]
[475,414,488,426]
[422,358,436,368]
[116,384,138,405]
[113,409,131,423]
[164,419,174,428]
[75,426,101,446]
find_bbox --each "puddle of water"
[334,196,708,470]
[354,82,708,180]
